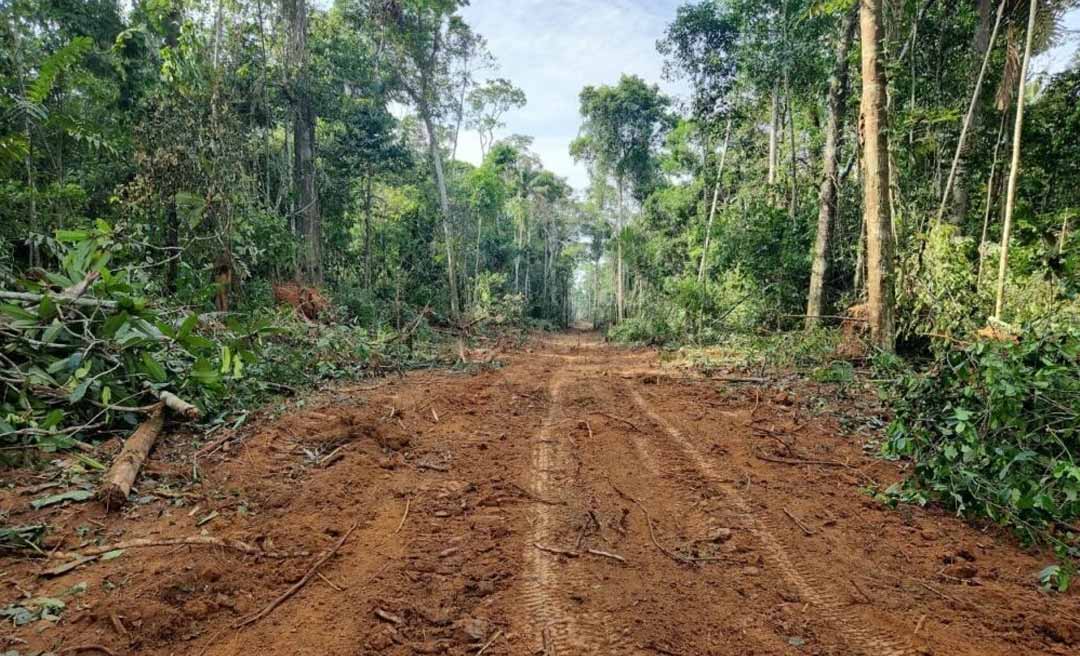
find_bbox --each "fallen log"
[98,404,164,510]
[158,390,200,420]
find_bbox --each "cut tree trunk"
[859,0,896,349]
[158,390,200,420]
[806,6,857,329]
[99,404,165,510]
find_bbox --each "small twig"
[476,629,503,655]
[394,498,411,534]
[431,407,440,423]
[590,412,644,433]
[783,508,816,536]
[917,581,965,607]
[317,571,344,592]
[913,614,927,635]
[586,548,627,563]
[534,542,579,558]
[606,478,722,565]
[375,608,404,625]
[848,577,872,603]
[47,536,306,564]
[543,625,555,656]
[509,482,566,506]
[753,448,850,469]
[233,520,359,628]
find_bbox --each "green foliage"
[883,324,1080,569]
[0,225,258,449]
[0,223,412,454]
[608,314,677,346]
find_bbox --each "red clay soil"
[2,332,1079,655]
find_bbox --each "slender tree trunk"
[949,0,997,224]
[450,51,470,163]
[786,76,798,219]
[806,6,857,329]
[616,180,625,323]
[860,0,896,349]
[699,118,732,283]
[976,111,1007,287]
[994,0,1037,322]
[474,213,483,283]
[364,168,373,289]
[283,0,321,283]
[936,0,1004,227]
[421,111,461,319]
[768,86,779,191]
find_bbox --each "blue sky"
[457,1,1080,191]
[458,0,688,189]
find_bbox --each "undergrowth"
[0,224,440,459]
[881,322,1080,590]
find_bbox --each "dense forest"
[2,0,1080,634]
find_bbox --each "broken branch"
[98,404,164,510]
[234,520,359,628]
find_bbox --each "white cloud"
[458,0,688,189]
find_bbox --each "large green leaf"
[141,353,167,383]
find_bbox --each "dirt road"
[4,333,1079,655]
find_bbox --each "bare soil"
[3,332,1079,655]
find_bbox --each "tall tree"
[859,0,896,348]
[376,0,469,319]
[994,0,1039,321]
[656,0,738,284]
[466,78,526,158]
[283,0,321,283]
[806,4,857,328]
[572,75,672,323]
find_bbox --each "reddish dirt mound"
[272,282,331,321]
[838,301,870,358]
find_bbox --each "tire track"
[628,385,913,656]
[519,364,627,655]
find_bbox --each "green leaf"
[220,346,232,374]
[0,304,37,321]
[54,229,90,243]
[30,489,93,510]
[175,191,206,228]
[41,321,63,345]
[100,549,124,561]
[40,410,65,430]
[190,358,220,387]
[141,353,167,383]
[28,36,93,104]
[68,377,92,403]
[177,314,199,340]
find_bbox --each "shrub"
[608,314,676,345]
[883,322,1080,560]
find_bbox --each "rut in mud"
[3,333,1080,655]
